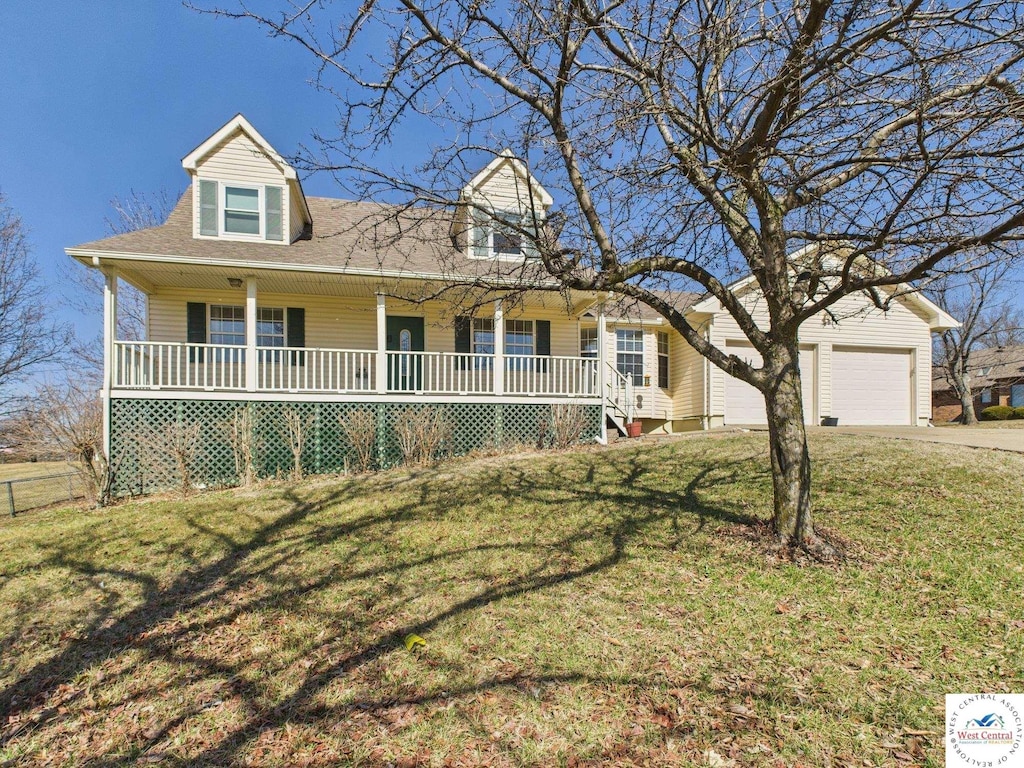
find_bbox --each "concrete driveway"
[817,425,1024,453]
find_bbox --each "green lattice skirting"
[109,398,602,496]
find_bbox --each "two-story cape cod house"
[67,115,958,494]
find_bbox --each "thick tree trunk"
[959,390,978,425]
[763,342,839,561]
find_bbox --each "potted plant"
[626,420,643,438]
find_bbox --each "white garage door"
[724,342,816,425]
[831,346,912,425]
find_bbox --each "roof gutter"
[65,248,566,291]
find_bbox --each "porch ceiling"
[90,258,597,313]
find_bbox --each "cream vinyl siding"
[701,288,933,426]
[149,289,378,350]
[471,161,548,215]
[148,291,583,357]
[670,333,705,419]
[288,187,305,242]
[192,130,291,241]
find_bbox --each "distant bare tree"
[205,0,1024,559]
[931,260,1024,424]
[16,380,114,505]
[0,191,70,401]
[66,189,176,345]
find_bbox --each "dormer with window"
[182,114,311,244]
[459,150,553,261]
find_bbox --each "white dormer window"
[224,186,261,236]
[469,208,538,260]
[197,179,284,242]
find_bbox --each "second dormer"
[181,114,311,244]
[458,150,553,261]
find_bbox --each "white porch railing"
[384,351,495,394]
[504,356,599,396]
[605,362,636,422]
[113,342,600,398]
[259,347,375,392]
[114,341,248,390]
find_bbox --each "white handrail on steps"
[604,362,636,423]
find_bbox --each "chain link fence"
[2,472,88,516]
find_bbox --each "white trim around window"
[222,184,263,238]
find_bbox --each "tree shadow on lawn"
[0,446,769,764]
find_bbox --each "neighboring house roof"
[67,188,555,285]
[933,344,1024,392]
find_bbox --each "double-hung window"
[223,186,261,236]
[506,319,534,372]
[472,318,495,369]
[616,329,644,379]
[470,208,538,260]
[209,304,245,363]
[981,387,993,404]
[210,305,245,345]
[257,307,285,362]
[657,332,669,388]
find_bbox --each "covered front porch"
[100,262,611,401]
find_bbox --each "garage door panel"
[831,347,911,425]
[724,342,816,425]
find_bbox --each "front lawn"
[0,434,1021,766]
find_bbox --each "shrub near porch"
[0,433,1021,765]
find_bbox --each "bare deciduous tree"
[0,191,70,399]
[65,189,175,347]
[338,408,378,473]
[204,0,1024,559]
[930,259,1024,424]
[282,408,314,481]
[15,380,114,506]
[226,406,263,487]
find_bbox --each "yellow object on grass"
[403,633,426,651]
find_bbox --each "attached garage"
[724,341,817,425]
[830,346,912,425]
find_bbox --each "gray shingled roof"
[69,189,702,319]
[933,344,1024,391]
[69,188,552,283]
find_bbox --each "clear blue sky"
[1,2,1019,351]
[0,3,349,340]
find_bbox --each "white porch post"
[245,278,258,392]
[102,268,119,391]
[376,293,387,394]
[493,299,504,396]
[597,302,608,443]
[102,268,118,459]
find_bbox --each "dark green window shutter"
[535,320,550,373]
[287,307,305,365]
[187,302,206,362]
[454,316,471,370]
[199,180,218,236]
[536,320,551,355]
[265,186,283,241]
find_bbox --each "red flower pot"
[626,421,643,438]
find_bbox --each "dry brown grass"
[0,433,1021,766]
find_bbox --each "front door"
[386,316,425,391]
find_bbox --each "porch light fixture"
[227,278,243,288]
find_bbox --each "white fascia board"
[65,248,565,290]
[181,113,297,180]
